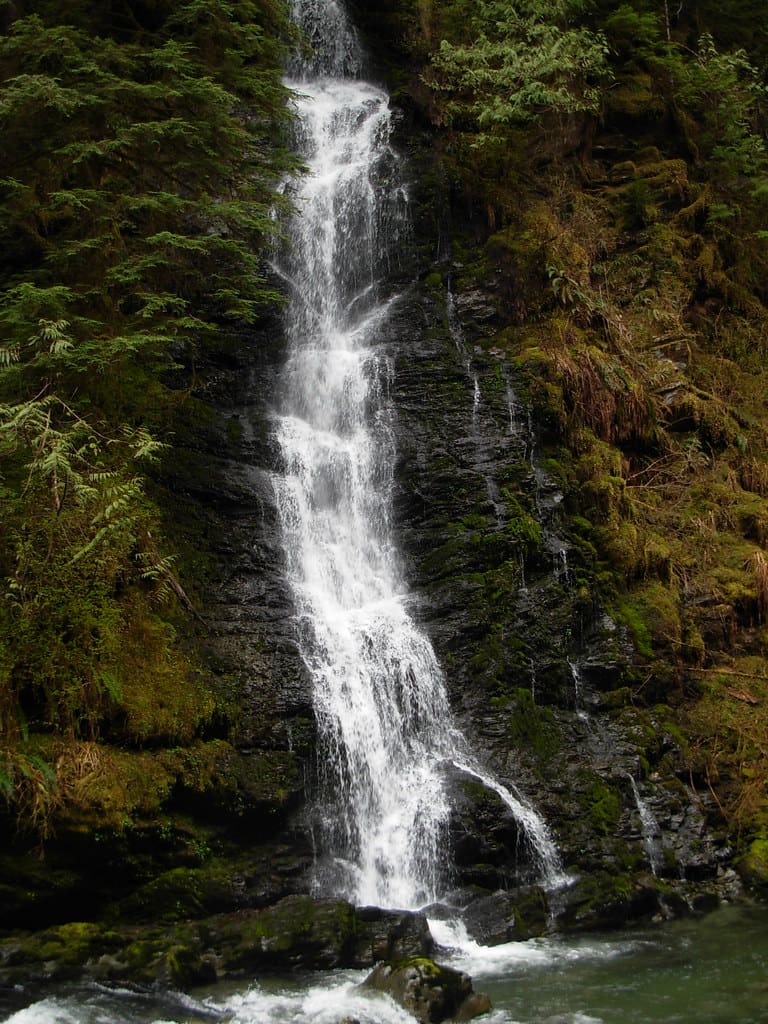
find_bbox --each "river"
[2,905,767,1023]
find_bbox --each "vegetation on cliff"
[3,0,768,934]
[374,0,768,870]
[0,0,296,836]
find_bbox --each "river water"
[3,905,767,1023]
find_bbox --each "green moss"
[602,687,633,709]
[117,863,230,922]
[506,688,560,760]
[587,780,621,836]
[737,837,768,891]
[500,489,542,550]
[596,521,641,576]
[394,955,441,976]
[616,601,654,659]
[614,582,681,662]
[10,921,113,971]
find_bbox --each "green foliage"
[0,0,297,833]
[666,34,768,185]
[425,0,610,141]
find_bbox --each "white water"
[628,775,663,875]
[271,0,561,911]
[7,906,768,1023]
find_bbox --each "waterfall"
[628,775,663,875]
[271,0,562,911]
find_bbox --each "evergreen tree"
[0,0,297,828]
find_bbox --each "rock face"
[373,125,737,926]
[364,957,492,1024]
[163,317,315,755]
[0,0,748,965]
[0,897,435,990]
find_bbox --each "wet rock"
[363,957,491,1024]
[445,768,532,890]
[206,896,433,973]
[558,871,665,931]
[459,887,548,944]
[0,897,436,991]
[351,905,435,966]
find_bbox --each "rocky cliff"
[4,0,768,992]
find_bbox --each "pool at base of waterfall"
[2,905,767,1024]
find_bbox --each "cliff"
[2,0,768,986]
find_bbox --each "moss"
[109,601,217,745]
[587,780,621,836]
[615,582,681,662]
[602,687,633,709]
[596,521,640,576]
[505,688,560,760]
[394,955,441,976]
[117,862,231,922]
[737,838,768,892]
[56,745,178,829]
[615,600,653,659]
[8,921,113,972]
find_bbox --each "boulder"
[363,957,491,1023]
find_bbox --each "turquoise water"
[2,905,767,1023]
[443,905,768,1024]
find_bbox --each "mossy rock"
[2,921,121,982]
[364,956,491,1024]
[587,780,622,836]
[736,838,768,893]
[115,862,235,922]
[561,870,661,930]
[211,895,357,971]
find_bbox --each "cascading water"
[272,0,562,911]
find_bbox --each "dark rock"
[736,839,768,894]
[208,896,434,974]
[445,768,533,890]
[351,905,436,966]
[0,897,436,991]
[363,957,491,1024]
[459,887,548,944]
[558,872,664,931]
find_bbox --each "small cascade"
[287,0,362,78]
[446,286,504,520]
[450,759,566,890]
[505,380,526,446]
[272,0,562,912]
[557,548,572,587]
[518,549,528,593]
[567,658,583,710]
[628,775,663,875]
[471,370,481,422]
[446,285,463,351]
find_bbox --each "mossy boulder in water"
[363,956,492,1023]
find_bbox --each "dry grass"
[553,346,657,445]
[747,550,768,623]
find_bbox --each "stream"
[2,905,767,1023]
